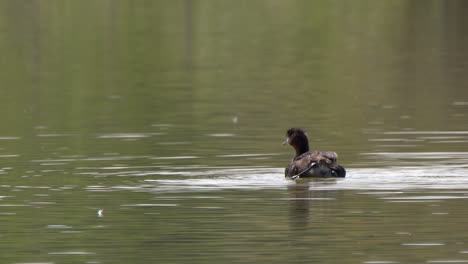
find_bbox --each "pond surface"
[2,1,468,264]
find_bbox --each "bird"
[283,128,346,179]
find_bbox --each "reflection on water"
[2,128,468,263]
[3,149,468,263]
[2,1,468,264]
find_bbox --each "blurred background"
[2,1,468,263]
[2,0,468,166]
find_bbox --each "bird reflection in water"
[287,178,340,231]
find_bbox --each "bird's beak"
[282,137,289,145]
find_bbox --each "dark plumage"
[283,128,346,179]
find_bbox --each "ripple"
[14,262,54,264]
[151,124,174,127]
[85,186,112,192]
[157,142,191,145]
[430,140,468,144]
[401,243,445,246]
[151,156,200,160]
[427,261,468,263]
[48,252,96,255]
[362,151,468,159]
[206,133,235,137]
[36,134,73,137]
[97,133,163,138]
[364,261,399,264]
[144,168,288,192]
[453,101,468,106]
[382,196,468,200]
[277,198,335,201]
[192,207,224,209]
[120,204,177,207]
[139,164,468,192]
[216,153,280,158]
[81,156,149,161]
[383,131,468,135]
[31,159,77,162]
[40,163,68,166]
[0,154,20,158]
[47,225,72,229]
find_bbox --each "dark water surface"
[2,1,468,263]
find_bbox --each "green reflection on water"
[1,1,468,263]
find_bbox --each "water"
[2,1,468,263]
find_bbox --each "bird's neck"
[294,140,309,157]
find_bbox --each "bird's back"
[285,151,345,178]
